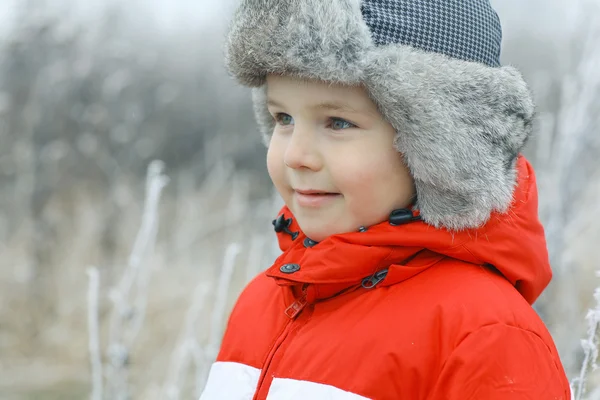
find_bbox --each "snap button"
[280,263,301,274]
[303,237,318,248]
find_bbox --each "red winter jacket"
[200,156,570,400]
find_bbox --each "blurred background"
[0,0,598,399]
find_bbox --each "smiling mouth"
[294,189,339,195]
[293,189,341,208]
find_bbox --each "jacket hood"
[266,156,551,304]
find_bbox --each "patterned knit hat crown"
[361,0,503,66]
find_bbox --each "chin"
[299,223,344,242]
[303,231,330,242]
[292,210,352,242]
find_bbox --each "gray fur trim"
[225,0,372,86]
[364,46,534,230]
[251,86,275,147]
[226,0,535,231]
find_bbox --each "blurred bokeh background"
[0,0,599,399]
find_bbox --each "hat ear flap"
[363,46,534,229]
[252,86,275,147]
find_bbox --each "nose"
[283,123,322,171]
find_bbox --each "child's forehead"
[266,75,377,113]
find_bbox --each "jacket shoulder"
[402,258,556,345]
[428,322,570,399]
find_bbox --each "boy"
[200,0,571,398]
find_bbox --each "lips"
[293,189,341,208]
[295,189,338,195]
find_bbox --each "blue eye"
[330,118,355,130]
[275,113,294,126]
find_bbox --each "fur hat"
[225,0,535,231]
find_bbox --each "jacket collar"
[265,156,552,305]
[265,207,436,302]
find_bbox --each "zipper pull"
[284,294,308,319]
[362,269,389,289]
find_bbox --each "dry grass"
[0,160,282,399]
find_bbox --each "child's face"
[266,75,415,242]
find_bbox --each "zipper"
[252,319,294,400]
[361,268,389,289]
[284,293,308,318]
[252,288,309,399]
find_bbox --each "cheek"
[331,156,381,205]
[266,137,286,191]
[334,152,413,207]
[332,150,385,189]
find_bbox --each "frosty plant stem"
[208,243,241,355]
[572,284,600,400]
[104,160,169,400]
[162,282,210,400]
[87,267,103,400]
[199,242,241,389]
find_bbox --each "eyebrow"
[311,101,358,113]
[266,98,360,114]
